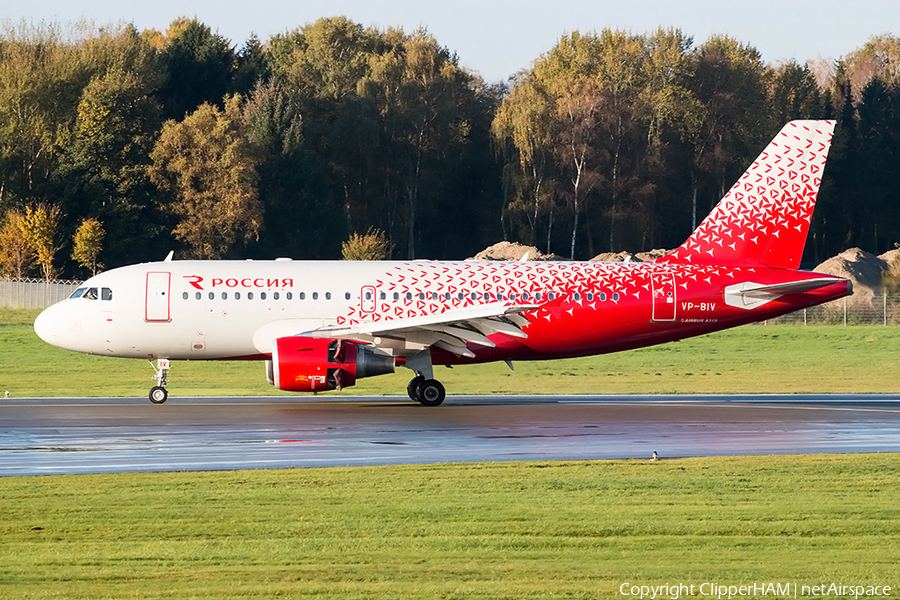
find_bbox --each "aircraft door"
[145,271,171,322]
[360,285,376,313]
[651,272,676,322]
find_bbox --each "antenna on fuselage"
[163,251,174,262]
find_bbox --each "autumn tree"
[0,209,35,278]
[268,17,380,101]
[550,74,604,259]
[149,95,263,259]
[341,228,392,260]
[360,29,473,259]
[688,36,770,225]
[265,18,501,260]
[842,35,900,100]
[57,65,163,264]
[20,203,61,280]
[71,217,105,275]
[0,22,87,201]
[493,73,556,249]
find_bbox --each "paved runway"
[2,394,900,476]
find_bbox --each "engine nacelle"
[268,336,395,392]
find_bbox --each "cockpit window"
[69,288,87,299]
[101,288,112,301]
[83,288,99,300]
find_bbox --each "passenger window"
[380,292,386,300]
[510,292,517,301]
[418,292,425,300]
[548,292,555,300]
[325,292,331,300]
[406,292,412,301]
[458,293,464,300]
[208,292,215,300]
[470,292,477,300]
[535,292,542,301]
[599,292,607,301]
[312,292,318,300]
[221,292,228,300]
[182,292,188,300]
[101,288,113,301]
[195,292,201,300]
[248,292,254,300]
[260,292,266,300]
[522,292,529,301]
[273,292,279,300]
[70,288,87,299]
[483,292,490,301]
[299,292,306,300]
[393,292,399,301]
[235,292,241,300]
[612,292,620,301]
[286,292,292,300]
[587,293,594,301]
[574,292,581,301]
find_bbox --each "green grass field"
[1,455,898,599]
[3,307,900,397]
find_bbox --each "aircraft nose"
[34,303,68,347]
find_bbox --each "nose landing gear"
[149,358,170,404]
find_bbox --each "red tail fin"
[662,120,835,269]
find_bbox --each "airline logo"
[183,275,295,290]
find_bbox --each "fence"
[0,279,83,309]
[763,295,900,326]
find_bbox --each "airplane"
[34,120,851,406]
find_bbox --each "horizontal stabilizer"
[724,277,849,310]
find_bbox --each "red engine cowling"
[268,336,394,392]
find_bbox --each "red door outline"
[651,272,676,322]
[360,285,376,313]
[145,271,171,322]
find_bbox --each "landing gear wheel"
[407,375,425,401]
[416,379,445,407]
[149,385,168,404]
[148,358,170,405]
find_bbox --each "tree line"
[0,17,898,278]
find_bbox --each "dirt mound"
[878,248,900,276]
[814,247,887,307]
[590,249,673,262]
[468,241,564,261]
[636,249,673,261]
[590,251,641,262]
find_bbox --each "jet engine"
[267,336,395,392]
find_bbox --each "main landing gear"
[148,358,170,404]
[407,375,446,407]
[404,350,446,406]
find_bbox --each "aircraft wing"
[306,301,538,358]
